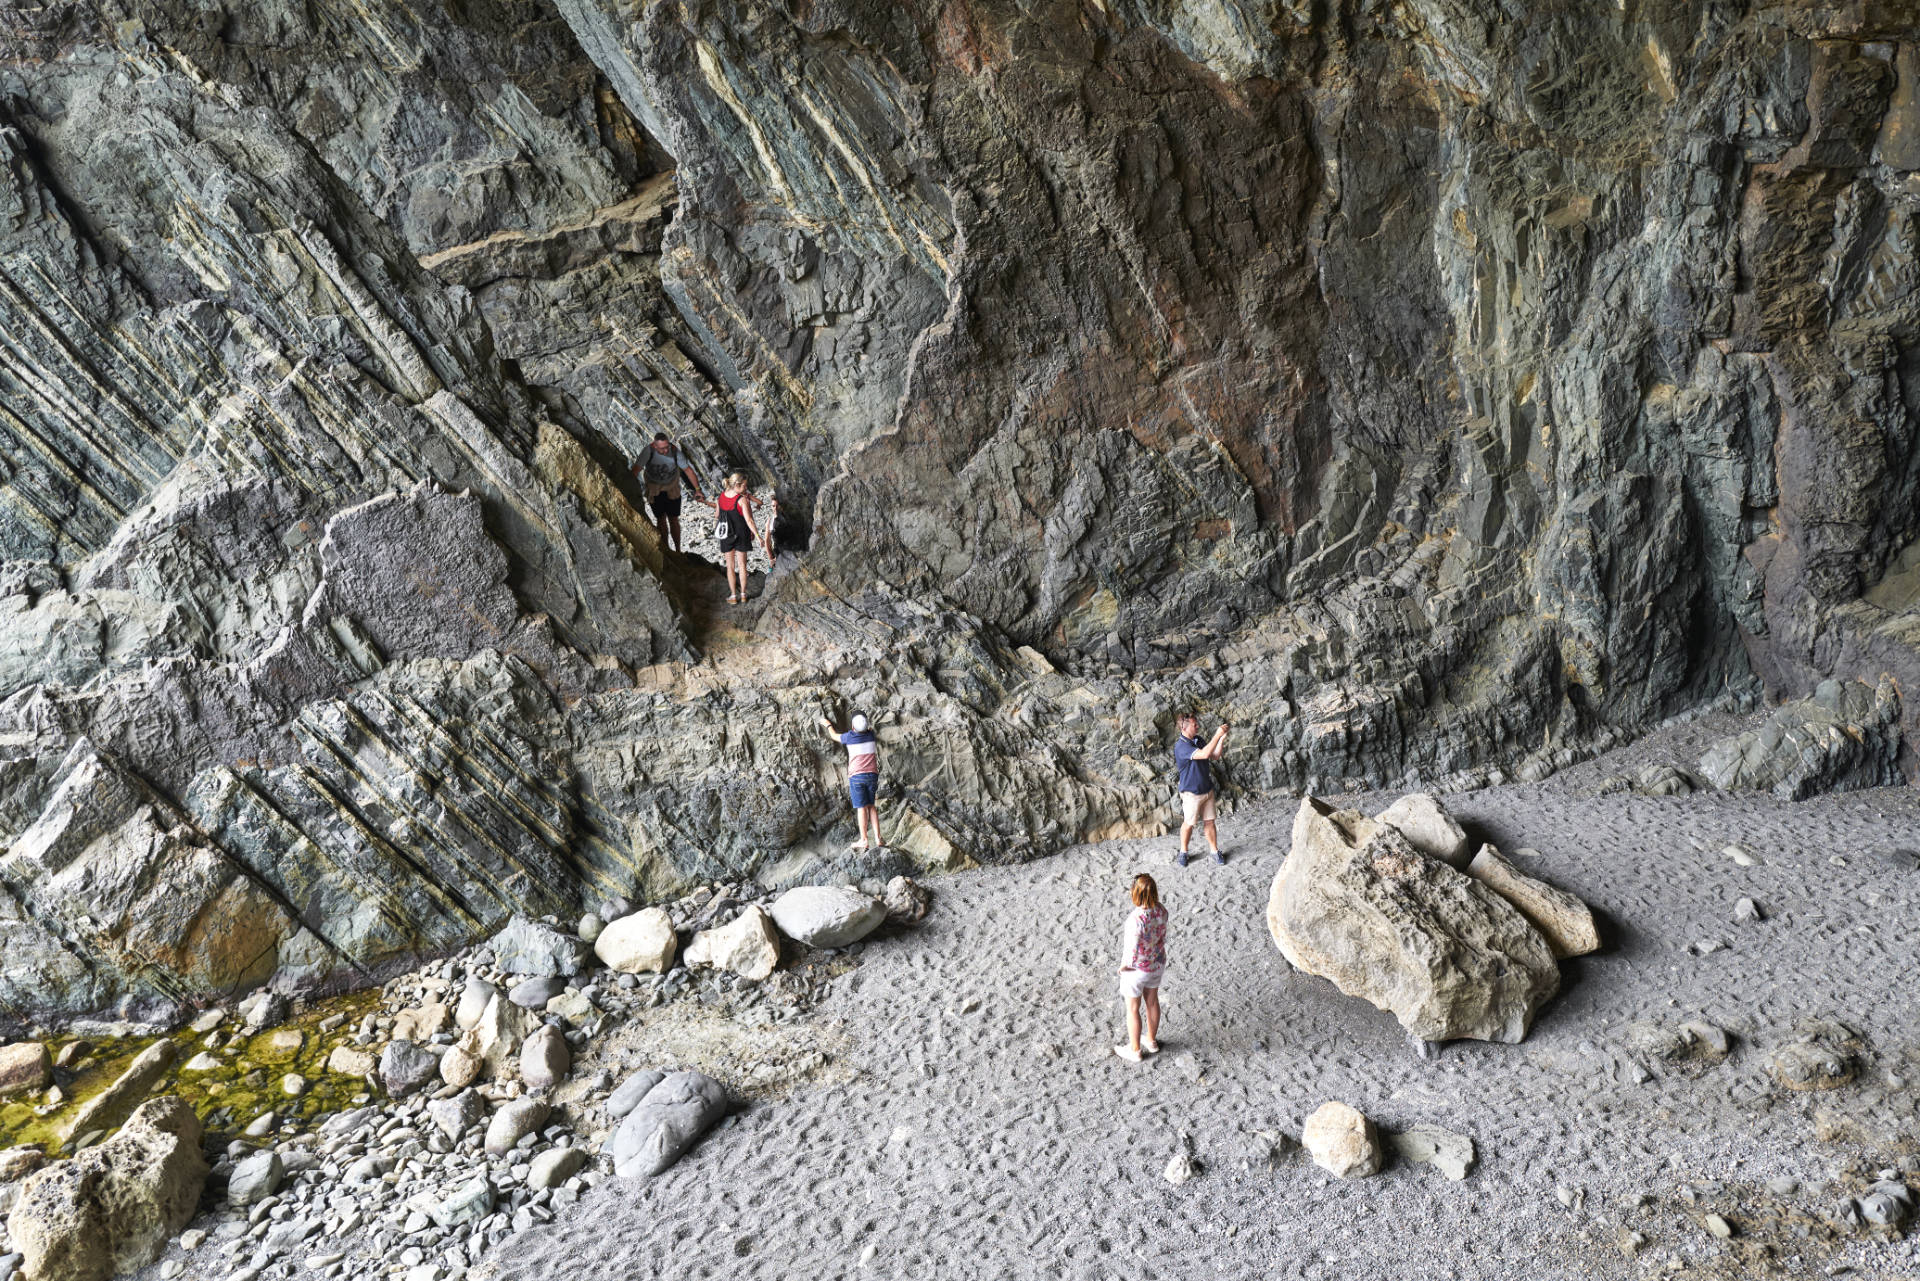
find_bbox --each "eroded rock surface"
[1269,798,1562,1043]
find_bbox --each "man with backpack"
[633,432,705,554]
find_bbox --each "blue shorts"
[848,773,878,809]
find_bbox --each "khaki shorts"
[1180,790,1217,824]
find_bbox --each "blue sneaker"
[1212,851,1226,865]
[1174,851,1189,868]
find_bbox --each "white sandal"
[1141,1037,1160,1054]
[1113,1044,1144,1063]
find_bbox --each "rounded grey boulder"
[768,886,887,949]
[607,1071,728,1178]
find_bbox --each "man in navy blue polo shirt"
[1172,713,1229,867]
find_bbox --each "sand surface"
[483,723,1920,1280]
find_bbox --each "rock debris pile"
[0,877,928,1281]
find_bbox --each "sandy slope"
[483,724,1920,1281]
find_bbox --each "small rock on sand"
[1301,1102,1380,1179]
[1385,1125,1476,1181]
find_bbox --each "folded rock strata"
[0,1,1916,1022]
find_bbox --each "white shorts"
[1119,969,1163,999]
[1180,790,1217,824]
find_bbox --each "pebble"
[1722,844,1758,867]
[1704,1213,1733,1239]
[1732,897,1762,923]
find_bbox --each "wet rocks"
[1699,678,1904,800]
[1465,845,1600,958]
[491,918,591,979]
[768,887,887,950]
[684,905,782,982]
[325,1046,376,1078]
[607,1071,728,1178]
[62,1041,175,1141]
[593,908,677,974]
[238,993,290,1032]
[7,1097,207,1281]
[1268,798,1561,1043]
[1301,1102,1381,1180]
[0,1045,50,1097]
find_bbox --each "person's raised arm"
[819,716,842,746]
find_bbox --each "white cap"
[851,713,870,732]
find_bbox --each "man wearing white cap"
[821,712,884,851]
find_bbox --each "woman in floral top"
[1115,873,1168,1063]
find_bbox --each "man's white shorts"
[1180,790,1217,825]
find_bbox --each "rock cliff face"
[0,1,1915,1020]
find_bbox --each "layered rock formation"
[0,1,1917,1020]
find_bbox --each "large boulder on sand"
[684,905,781,981]
[8,1096,207,1281]
[1466,845,1600,958]
[607,1070,729,1178]
[768,886,886,949]
[1268,797,1560,1043]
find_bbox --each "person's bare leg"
[667,516,681,553]
[1203,818,1219,854]
[1178,819,1194,854]
[654,512,670,550]
[1143,989,1162,1048]
[866,800,882,847]
[1125,996,1142,1054]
